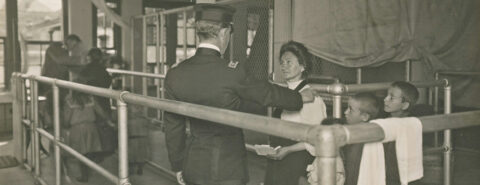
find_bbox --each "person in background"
[127,104,151,175]
[62,79,112,183]
[264,41,327,185]
[383,81,419,185]
[78,48,115,160]
[343,92,382,185]
[164,4,314,185]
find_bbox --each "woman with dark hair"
[79,48,116,158]
[264,41,327,185]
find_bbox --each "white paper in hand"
[254,144,280,156]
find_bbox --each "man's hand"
[300,88,315,103]
[176,171,186,185]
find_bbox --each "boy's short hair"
[391,81,419,107]
[351,92,382,120]
[320,117,345,126]
[66,34,81,42]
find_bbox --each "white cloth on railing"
[357,142,386,185]
[357,117,423,185]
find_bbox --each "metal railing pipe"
[341,110,480,146]
[434,73,440,114]
[443,85,452,185]
[52,84,61,185]
[133,0,243,18]
[308,126,346,185]
[36,128,119,183]
[107,68,166,79]
[356,68,362,84]
[32,76,121,100]
[436,71,480,76]
[405,60,411,81]
[332,95,342,118]
[117,100,130,185]
[121,93,312,141]
[343,80,446,93]
[32,80,40,177]
[183,10,188,60]
[29,79,35,169]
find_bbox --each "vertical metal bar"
[117,100,129,185]
[142,16,148,117]
[156,14,161,120]
[333,95,342,118]
[160,13,167,121]
[121,75,126,91]
[32,80,41,177]
[315,130,337,185]
[434,73,439,114]
[356,68,362,84]
[22,79,27,118]
[29,80,35,168]
[405,60,411,81]
[53,84,61,185]
[428,87,438,147]
[267,8,274,117]
[21,78,27,163]
[183,10,188,60]
[443,85,452,185]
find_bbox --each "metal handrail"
[107,68,165,79]
[14,73,476,185]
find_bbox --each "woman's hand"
[267,147,290,160]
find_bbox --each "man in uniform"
[164,4,314,185]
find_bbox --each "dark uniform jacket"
[164,48,303,184]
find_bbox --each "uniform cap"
[194,3,236,23]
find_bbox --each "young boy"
[343,92,382,185]
[383,81,419,185]
[383,81,419,118]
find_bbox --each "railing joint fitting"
[119,91,130,103]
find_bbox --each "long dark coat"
[164,48,303,184]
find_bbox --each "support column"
[232,5,248,64]
[67,0,94,47]
[5,0,21,89]
[121,0,143,93]
[273,0,292,82]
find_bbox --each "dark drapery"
[292,0,480,107]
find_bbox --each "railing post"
[28,79,35,170]
[356,68,362,84]
[117,99,130,185]
[443,84,452,185]
[32,79,41,178]
[330,83,345,119]
[310,125,344,185]
[21,77,28,165]
[52,83,62,185]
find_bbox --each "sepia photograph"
[0,0,479,185]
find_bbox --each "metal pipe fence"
[11,72,478,185]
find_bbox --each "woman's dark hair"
[279,41,312,78]
[88,48,103,63]
[71,78,92,108]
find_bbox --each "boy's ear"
[401,102,410,111]
[360,113,370,122]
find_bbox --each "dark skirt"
[264,136,314,185]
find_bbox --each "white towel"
[357,142,386,185]
[372,117,424,185]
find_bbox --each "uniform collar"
[198,43,221,52]
[196,43,221,57]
